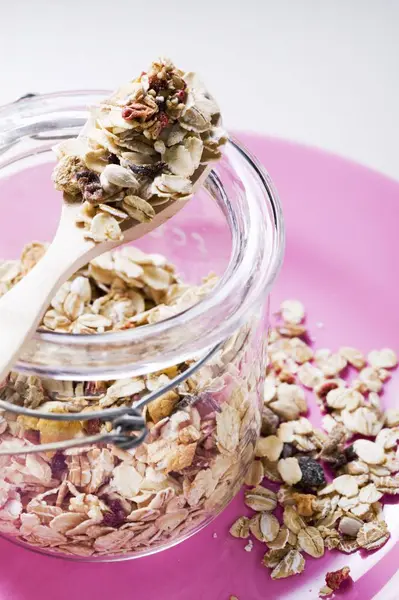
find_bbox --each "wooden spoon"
[0,158,214,382]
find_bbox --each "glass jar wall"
[0,92,284,559]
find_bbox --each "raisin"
[102,498,127,527]
[108,153,120,165]
[326,566,351,591]
[84,419,101,435]
[76,170,103,204]
[296,456,326,489]
[281,443,297,459]
[344,444,357,462]
[128,161,166,178]
[51,451,67,479]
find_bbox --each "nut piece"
[333,475,359,498]
[255,435,283,461]
[353,439,386,465]
[338,516,363,537]
[297,526,324,558]
[277,457,302,485]
[229,516,250,539]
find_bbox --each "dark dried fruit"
[108,153,120,165]
[51,451,67,479]
[260,405,279,436]
[296,456,326,489]
[83,419,101,435]
[281,443,297,459]
[76,170,103,204]
[319,424,347,468]
[102,498,127,527]
[128,161,166,178]
[344,444,357,462]
[325,566,351,591]
[24,429,40,444]
[148,75,168,93]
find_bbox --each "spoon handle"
[0,240,88,382]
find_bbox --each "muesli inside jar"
[0,243,263,558]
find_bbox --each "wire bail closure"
[0,341,223,456]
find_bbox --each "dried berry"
[325,566,351,591]
[128,161,166,178]
[76,170,103,204]
[108,153,120,165]
[176,90,186,102]
[122,102,157,122]
[83,419,101,435]
[51,451,67,479]
[158,112,169,131]
[296,456,326,489]
[103,498,127,527]
[281,443,297,459]
[148,75,168,92]
[344,444,358,462]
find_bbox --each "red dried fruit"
[176,90,186,102]
[325,566,351,591]
[158,111,169,130]
[148,75,167,92]
[84,419,101,435]
[122,102,156,122]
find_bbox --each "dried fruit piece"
[325,567,351,591]
[292,493,315,517]
[297,457,326,488]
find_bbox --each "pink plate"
[1,135,398,600]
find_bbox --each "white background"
[0,0,398,181]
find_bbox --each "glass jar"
[0,91,284,560]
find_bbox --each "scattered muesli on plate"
[230,299,398,586]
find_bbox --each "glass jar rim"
[0,90,285,379]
